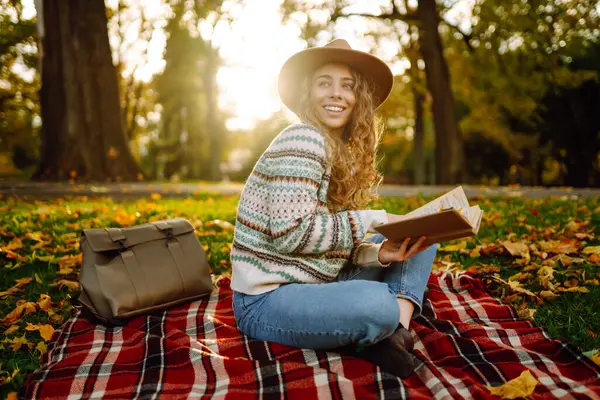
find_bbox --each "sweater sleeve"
[263,125,388,255]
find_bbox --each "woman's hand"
[378,236,429,264]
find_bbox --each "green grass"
[0,191,599,397]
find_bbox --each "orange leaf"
[3,238,23,251]
[2,301,36,324]
[54,279,80,291]
[37,294,52,311]
[3,325,20,336]
[486,370,538,399]
[6,392,18,400]
[15,277,33,287]
[590,352,600,367]
[38,324,55,341]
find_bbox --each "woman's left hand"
[378,236,428,264]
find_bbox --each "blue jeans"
[232,234,437,350]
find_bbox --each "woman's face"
[309,63,356,136]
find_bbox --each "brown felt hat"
[278,39,394,115]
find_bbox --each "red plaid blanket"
[22,274,600,399]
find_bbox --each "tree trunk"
[204,46,223,181]
[33,0,142,181]
[417,0,463,184]
[412,89,425,184]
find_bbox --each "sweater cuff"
[354,241,392,268]
[367,210,388,233]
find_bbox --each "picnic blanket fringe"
[21,273,600,399]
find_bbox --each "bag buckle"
[163,229,174,247]
[118,239,127,253]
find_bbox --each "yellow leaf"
[26,231,45,242]
[439,241,467,252]
[583,246,600,254]
[34,273,43,284]
[38,324,55,341]
[486,370,538,399]
[517,308,537,320]
[36,341,48,356]
[590,352,600,367]
[4,334,33,352]
[540,290,560,301]
[150,193,162,200]
[25,323,39,331]
[3,325,20,336]
[37,294,52,311]
[54,279,80,291]
[501,241,530,257]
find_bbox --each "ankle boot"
[354,329,415,379]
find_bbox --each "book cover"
[373,187,483,247]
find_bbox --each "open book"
[373,186,483,247]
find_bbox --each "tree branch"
[441,20,474,52]
[331,8,418,24]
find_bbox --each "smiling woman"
[228,39,438,379]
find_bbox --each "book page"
[404,186,470,219]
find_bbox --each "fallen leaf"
[5,392,18,400]
[583,246,600,255]
[540,290,560,301]
[37,294,52,311]
[2,301,37,324]
[558,254,586,267]
[501,241,529,257]
[3,334,34,352]
[52,279,80,291]
[36,341,48,356]
[486,369,538,399]
[517,308,537,320]
[590,352,600,367]
[38,324,55,341]
[34,273,43,284]
[3,325,20,336]
[439,241,468,252]
[586,329,597,339]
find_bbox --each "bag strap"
[105,228,126,242]
[151,221,171,231]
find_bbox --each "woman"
[230,39,437,378]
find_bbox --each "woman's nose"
[330,83,342,99]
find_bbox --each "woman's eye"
[318,81,330,87]
[344,84,354,90]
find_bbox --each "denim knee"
[351,283,399,344]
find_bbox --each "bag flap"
[82,218,195,252]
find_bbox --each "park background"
[1,0,600,397]
[1,0,599,187]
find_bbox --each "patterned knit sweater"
[230,123,389,295]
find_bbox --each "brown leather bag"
[78,218,212,326]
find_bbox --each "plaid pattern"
[22,274,600,399]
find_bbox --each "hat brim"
[278,47,393,115]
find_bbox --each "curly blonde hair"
[298,66,385,212]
